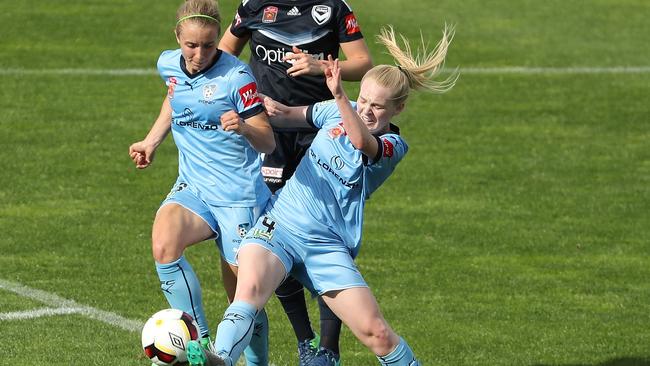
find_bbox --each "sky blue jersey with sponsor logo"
[267,100,408,256]
[157,49,270,207]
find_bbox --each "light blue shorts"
[159,181,264,265]
[242,214,367,296]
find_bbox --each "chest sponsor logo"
[310,150,358,189]
[328,123,347,139]
[262,6,278,23]
[311,5,331,25]
[167,77,178,99]
[382,137,394,157]
[344,13,360,35]
[330,155,345,170]
[255,44,324,66]
[238,82,261,108]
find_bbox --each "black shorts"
[262,130,317,193]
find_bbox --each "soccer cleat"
[199,335,214,352]
[298,334,320,366]
[186,340,227,366]
[309,348,341,366]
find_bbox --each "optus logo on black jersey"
[310,150,358,189]
[255,44,324,66]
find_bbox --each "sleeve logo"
[167,77,178,99]
[344,14,360,35]
[328,122,347,139]
[234,12,242,28]
[382,137,394,157]
[238,82,261,108]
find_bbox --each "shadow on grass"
[534,358,650,366]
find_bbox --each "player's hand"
[324,55,343,98]
[284,46,326,77]
[262,94,291,117]
[221,110,246,134]
[129,141,156,169]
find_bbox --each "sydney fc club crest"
[203,84,217,101]
[311,5,331,25]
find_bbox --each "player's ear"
[174,28,181,45]
[393,102,406,116]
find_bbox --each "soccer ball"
[141,308,200,365]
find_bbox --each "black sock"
[275,276,314,342]
[317,296,341,354]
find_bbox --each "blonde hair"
[364,25,458,106]
[175,0,221,35]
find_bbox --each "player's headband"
[176,14,219,26]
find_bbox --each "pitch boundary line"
[1,66,649,76]
[0,278,143,332]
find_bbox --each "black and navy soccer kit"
[228,0,364,192]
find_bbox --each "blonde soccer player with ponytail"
[186,25,458,366]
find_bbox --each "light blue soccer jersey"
[267,100,408,256]
[157,49,270,207]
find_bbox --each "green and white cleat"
[199,336,214,352]
[186,340,227,366]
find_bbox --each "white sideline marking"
[0,66,649,76]
[0,279,143,332]
[0,307,85,320]
[1,279,276,365]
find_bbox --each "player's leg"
[320,288,420,366]
[317,295,342,352]
[214,206,270,366]
[265,130,324,364]
[152,193,215,339]
[188,243,287,366]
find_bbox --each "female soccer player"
[128,0,274,364]
[218,1,373,363]
[185,25,458,366]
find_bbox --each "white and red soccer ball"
[141,309,200,365]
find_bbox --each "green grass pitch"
[1,0,649,365]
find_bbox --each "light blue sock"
[377,337,420,366]
[214,300,258,365]
[155,256,209,338]
[243,308,269,366]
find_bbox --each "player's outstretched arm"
[128,97,172,169]
[261,95,310,129]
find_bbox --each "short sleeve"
[334,1,364,43]
[229,1,254,38]
[229,66,264,119]
[306,100,345,129]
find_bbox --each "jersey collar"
[179,49,223,79]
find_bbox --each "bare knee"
[358,318,399,356]
[151,234,183,263]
